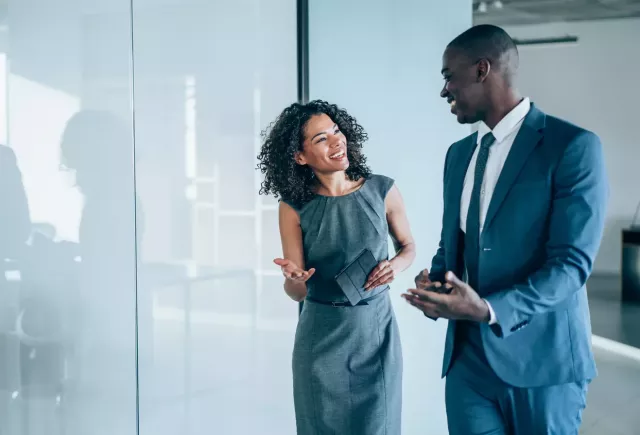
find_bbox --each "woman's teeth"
[330,151,345,160]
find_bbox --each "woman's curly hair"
[257,100,371,207]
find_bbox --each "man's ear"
[476,58,491,82]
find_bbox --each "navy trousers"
[445,326,588,435]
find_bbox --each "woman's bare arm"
[387,184,416,272]
[365,184,416,289]
[276,201,314,302]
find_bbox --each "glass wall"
[131,0,298,434]
[0,0,297,434]
[1,1,138,434]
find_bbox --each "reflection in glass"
[0,1,137,434]
[0,0,298,433]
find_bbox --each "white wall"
[309,1,472,433]
[504,18,640,274]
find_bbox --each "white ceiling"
[473,0,640,25]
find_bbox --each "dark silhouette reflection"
[0,143,30,329]
[0,111,148,435]
[58,110,142,435]
[0,144,32,433]
[0,145,30,265]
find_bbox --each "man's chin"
[455,112,475,125]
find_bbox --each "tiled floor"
[582,274,640,434]
[587,274,640,349]
[581,347,640,434]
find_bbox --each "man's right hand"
[274,258,316,283]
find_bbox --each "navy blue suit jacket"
[430,104,608,388]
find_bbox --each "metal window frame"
[297,0,308,315]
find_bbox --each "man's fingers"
[445,271,464,288]
[414,268,432,289]
[401,293,440,317]
[407,288,448,305]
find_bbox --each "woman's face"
[295,113,349,174]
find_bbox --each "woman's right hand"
[274,258,316,282]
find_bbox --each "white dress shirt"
[460,97,531,324]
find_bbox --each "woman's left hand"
[365,260,395,290]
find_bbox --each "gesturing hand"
[365,260,396,290]
[273,258,315,283]
[414,268,433,290]
[402,271,490,322]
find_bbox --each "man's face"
[440,47,488,124]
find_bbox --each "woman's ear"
[294,151,307,166]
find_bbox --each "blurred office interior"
[0,0,638,434]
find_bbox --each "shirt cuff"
[484,299,497,325]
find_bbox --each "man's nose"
[440,85,449,99]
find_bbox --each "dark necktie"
[464,132,496,291]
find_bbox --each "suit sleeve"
[429,145,452,283]
[484,131,608,338]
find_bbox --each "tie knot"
[480,133,496,149]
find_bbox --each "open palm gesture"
[273,258,316,283]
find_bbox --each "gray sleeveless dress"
[288,174,403,435]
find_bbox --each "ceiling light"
[493,0,504,9]
[478,1,488,13]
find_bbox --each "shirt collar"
[477,97,531,144]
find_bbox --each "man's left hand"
[401,271,490,322]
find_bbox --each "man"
[402,25,608,434]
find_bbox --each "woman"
[257,100,416,434]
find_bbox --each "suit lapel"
[483,105,546,232]
[446,133,477,269]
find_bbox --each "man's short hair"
[448,24,519,82]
